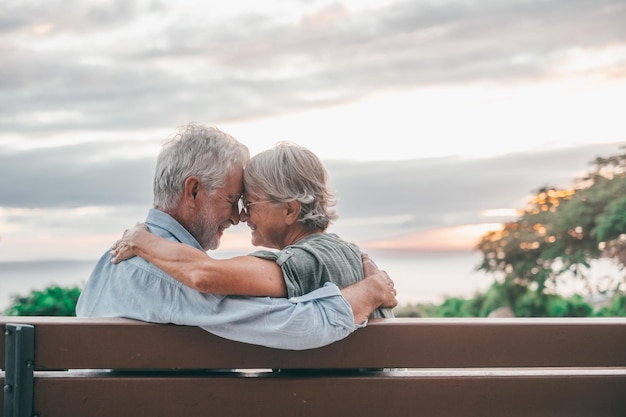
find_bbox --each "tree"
[475,147,626,313]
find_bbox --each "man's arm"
[342,254,397,324]
[185,254,397,349]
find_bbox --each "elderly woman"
[111,142,393,319]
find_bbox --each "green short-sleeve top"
[250,233,393,319]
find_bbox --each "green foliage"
[513,292,593,317]
[3,285,81,316]
[393,283,626,318]
[594,196,626,242]
[432,297,477,317]
[392,303,436,317]
[594,291,626,317]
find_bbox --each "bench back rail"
[2,317,626,417]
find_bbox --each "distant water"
[0,251,496,312]
[0,259,94,311]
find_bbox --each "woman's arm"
[110,224,286,297]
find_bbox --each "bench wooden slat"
[2,317,625,370]
[1,371,621,417]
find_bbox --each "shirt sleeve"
[249,247,326,298]
[78,247,364,351]
[170,283,364,350]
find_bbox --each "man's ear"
[183,176,202,206]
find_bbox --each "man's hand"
[362,253,397,309]
[341,253,398,324]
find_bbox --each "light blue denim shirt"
[76,209,363,350]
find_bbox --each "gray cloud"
[327,142,624,234]
[2,0,625,137]
[0,143,154,208]
[0,0,143,34]
[1,140,621,235]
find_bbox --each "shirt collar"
[145,208,204,251]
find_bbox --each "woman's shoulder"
[298,232,351,245]
[247,249,279,260]
[291,233,362,258]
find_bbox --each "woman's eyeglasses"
[216,192,272,215]
[239,199,271,215]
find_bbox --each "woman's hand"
[110,223,149,264]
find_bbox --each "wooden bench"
[2,316,625,417]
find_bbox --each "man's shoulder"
[76,248,180,319]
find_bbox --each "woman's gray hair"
[153,123,249,211]
[244,141,337,231]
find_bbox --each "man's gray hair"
[153,123,249,211]
[244,141,337,231]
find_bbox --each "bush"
[392,283,620,318]
[594,291,626,317]
[3,285,82,316]
[392,303,436,317]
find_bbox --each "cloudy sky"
[1,0,626,262]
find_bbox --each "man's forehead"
[220,180,242,198]
[222,169,244,198]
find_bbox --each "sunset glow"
[361,223,504,253]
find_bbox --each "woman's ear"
[284,201,301,225]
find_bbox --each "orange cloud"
[360,223,503,252]
[210,222,505,254]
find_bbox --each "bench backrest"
[2,317,626,417]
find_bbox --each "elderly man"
[76,123,396,350]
